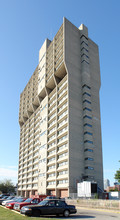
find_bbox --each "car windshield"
[24,198,32,203]
[6,196,14,200]
[1,196,7,199]
[13,197,19,201]
[16,198,24,202]
[38,200,48,206]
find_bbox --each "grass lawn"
[0,206,58,220]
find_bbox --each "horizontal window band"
[82,84,91,89]
[84,131,93,135]
[80,34,88,40]
[84,140,93,144]
[81,53,89,59]
[81,41,88,46]
[85,157,94,161]
[81,47,89,52]
[83,107,92,112]
[83,115,92,120]
[83,92,91,97]
[83,100,91,104]
[84,123,92,127]
[84,149,93,152]
[81,59,89,64]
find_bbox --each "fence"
[67,199,120,211]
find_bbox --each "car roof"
[44,199,65,201]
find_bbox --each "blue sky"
[0,0,120,186]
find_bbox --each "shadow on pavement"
[38,215,95,219]
[61,215,95,219]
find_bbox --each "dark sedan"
[20,199,77,217]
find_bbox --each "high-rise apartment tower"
[18,18,103,197]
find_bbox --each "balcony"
[49,93,56,102]
[57,127,68,138]
[48,127,56,137]
[58,118,68,130]
[47,142,56,151]
[57,135,68,146]
[48,119,56,129]
[58,110,68,123]
[47,149,56,159]
[49,100,56,108]
[48,133,56,143]
[57,163,68,171]
[58,94,68,107]
[57,173,68,180]
[47,166,56,174]
[48,106,56,116]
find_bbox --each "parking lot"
[1,205,120,220]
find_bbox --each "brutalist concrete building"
[18,18,103,198]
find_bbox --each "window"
[48,149,55,155]
[84,131,93,136]
[82,84,91,89]
[40,104,47,112]
[39,158,46,163]
[58,179,68,184]
[80,35,88,40]
[39,173,45,177]
[58,135,67,143]
[56,200,65,207]
[83,100,91,104]
[83,107,91,112]
[84,149,93,152]
[48,200,55,206]
[81,53,89,59]
[48,157,55,163]
[84,123,92,127]
[84,140,93,144]
[83,92,91,97]
[58,143,68,151]
[48,165,55,170]
[85,166,94,170]
[58,170,68,175]
[83,115,92,120]
[39,144,47,150]
[58,152,68,159]
[81,47,89,52]
[85,157,94,161]
[40,130,47,137]
[81,41,88,46]
[81,60,89,64]
[58,161,68,167]
[48,173,55,178]
[48,181,55,185]
[48,142,55,148]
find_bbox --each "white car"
[2,196,16,206]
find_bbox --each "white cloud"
[7,166,18,169]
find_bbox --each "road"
[65,207,120,220]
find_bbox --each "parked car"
[45,196,59,199]
[14,197,42,211]
[0,194,10,198]
[2,196,15,206]
[6,198,26,209]
[20,199,77,217]
[0,196,9,205]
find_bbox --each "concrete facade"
[18,18,103,198]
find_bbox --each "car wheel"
[63,210,70,217]
[33,210,40,217]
